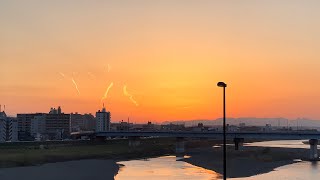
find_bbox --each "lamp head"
[217,82,227,87]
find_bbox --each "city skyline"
[1,1,320,122]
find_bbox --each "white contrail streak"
[129,96,138,106]
[59,72,66,78]
[101,82,114,102]
[87,72,95,79]
[71,78,80,95]
[123,85,138,106]
[104,64,111,73]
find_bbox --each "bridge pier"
[234,138,244,150]
[309,139,318,160]
[175,137,185,154]
[94,136,105,142]
[129,136,141,148]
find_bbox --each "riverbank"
[0,159,119,180]
[0,138,232,168]
[183,145,310,178]
[0,138,176,168]
[0,139,312,179]
[0,138,218,180]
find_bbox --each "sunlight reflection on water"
[115,156,221,180]
[245,140,311,149]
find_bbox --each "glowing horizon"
[1,1,320,122]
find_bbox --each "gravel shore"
[182,145,311,178]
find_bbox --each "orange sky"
[1,1,320,122]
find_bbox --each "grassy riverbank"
[0,138,179,168]
[0,138,226,168]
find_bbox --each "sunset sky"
[1,1,320,122]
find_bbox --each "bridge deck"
[90,131,320,140]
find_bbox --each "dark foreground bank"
[183,146,310,178]
[0,159,119,180]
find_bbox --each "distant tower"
[95,106,111,132]
[57,106,62,114]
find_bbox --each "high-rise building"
[45,106,70,140]
[17,113,44,140]
[30,114,46,140]
[95,107,111,132]
[0,111,7,142]
[70,113,95,132]
[0,111,18,142]
[6,117,18,142]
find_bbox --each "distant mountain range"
[163,117,320,129]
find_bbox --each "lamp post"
[217,82,227,180]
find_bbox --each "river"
[0,140,318,180]
[115,140,320,180]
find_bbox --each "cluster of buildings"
[109,121,185,132]
[0,106,111,142]
[3,104,316,142]
[109,121,315,133]
[20,107,71,141]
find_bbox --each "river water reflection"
[115,140,320,180]
[115,156,221,180]
[246,140,311,149]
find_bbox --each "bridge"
[95,131,320,140]
[72,131,320,160]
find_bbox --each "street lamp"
[217,81,227,180]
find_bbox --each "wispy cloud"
[123,85,138,106]
[59,72,66,78]
[71,77,80,95]
[104,64,111,73]
[87,72,96,79]
[101,82,114,102]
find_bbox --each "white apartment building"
[95,107,111,132]
[30,115,46,140]
[6,117,18,142]
[0,112,6,142]
[0,111,18,142]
